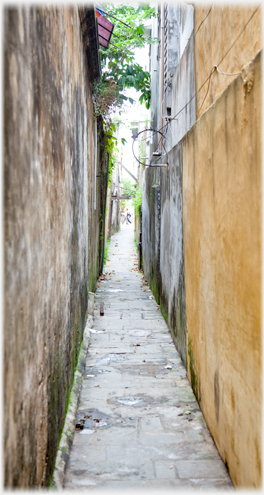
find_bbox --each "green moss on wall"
[160,302,168,324]
[47,281,89,486]
[148,278,160,306]
[188,338,201,403]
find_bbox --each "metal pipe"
[121,164,138,183]
[101,153,110,274]
[159,5,165,148]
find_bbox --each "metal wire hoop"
[132,128,169,167]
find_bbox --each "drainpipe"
[94,119,97,210]
[101,153,110,274]
[159,4,165,149]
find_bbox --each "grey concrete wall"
[4,6,107,488]
[164,4,195,151]
[142,142,186,364]
[111,199,121,236]
[149,5,161,154]
[179,2,194,59]
[148,3,195,164]
[164,3,181,94]
[142,168,160,301]
[160,144,186,364]
[142,2,194,362]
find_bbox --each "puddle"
[97,369,111,374]
[109,394,167,407]
[107,289,124,292]
[117,397,144,406]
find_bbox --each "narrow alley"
[4,4,261,490]
[64,223,233,491]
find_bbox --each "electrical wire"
[133,122,169,166]
[196,3,260,115]
[132,128,169,167]
[194,5,212,37]
[96,5,148,43]
[169,4,260,124]
[197,66,216,116]
[197,64,243,115]
[96,6,131,28]
[186,5,212,40]
[132,4,261,165]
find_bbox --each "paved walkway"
[64,223,233,491]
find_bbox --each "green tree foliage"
[93,3,158,123]
[93,4,158,193]
[122,178,136,197]
[100,3,158,108]
[133,183,142,219]
[121,179,142,218]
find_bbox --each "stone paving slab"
[64,224,234,491]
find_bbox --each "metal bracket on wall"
[132,128,169,168]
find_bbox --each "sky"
[112,45,150,182]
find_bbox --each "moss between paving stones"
[51,313,92,489]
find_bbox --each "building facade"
[4,6,108,487]
[142,3,262,488]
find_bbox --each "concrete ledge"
[52,303,94,489]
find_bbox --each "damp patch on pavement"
[108,394,168,407]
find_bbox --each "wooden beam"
[111,195,131,200]
[121,164,138,183]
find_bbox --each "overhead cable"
[193,5,212,37]
[133,4,261,163]
[97,5,148,43]
[96,6,133,29]
[169,4,261,125]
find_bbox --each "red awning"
[96,9,114,48]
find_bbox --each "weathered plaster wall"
[142,168,161,304]
[160,144,187,364]
[111,199,121,236]
[105,197,120,243]
[150,3,195,155]
[194,4,262,118]
[165,34,196,151]
[142,143,187,363]
[182,50,261,488]
[149,3,161,154]
[144,3,261,488]
[4,6,107,487]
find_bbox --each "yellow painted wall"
[194,4,262,118]
[182,50,261,487]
